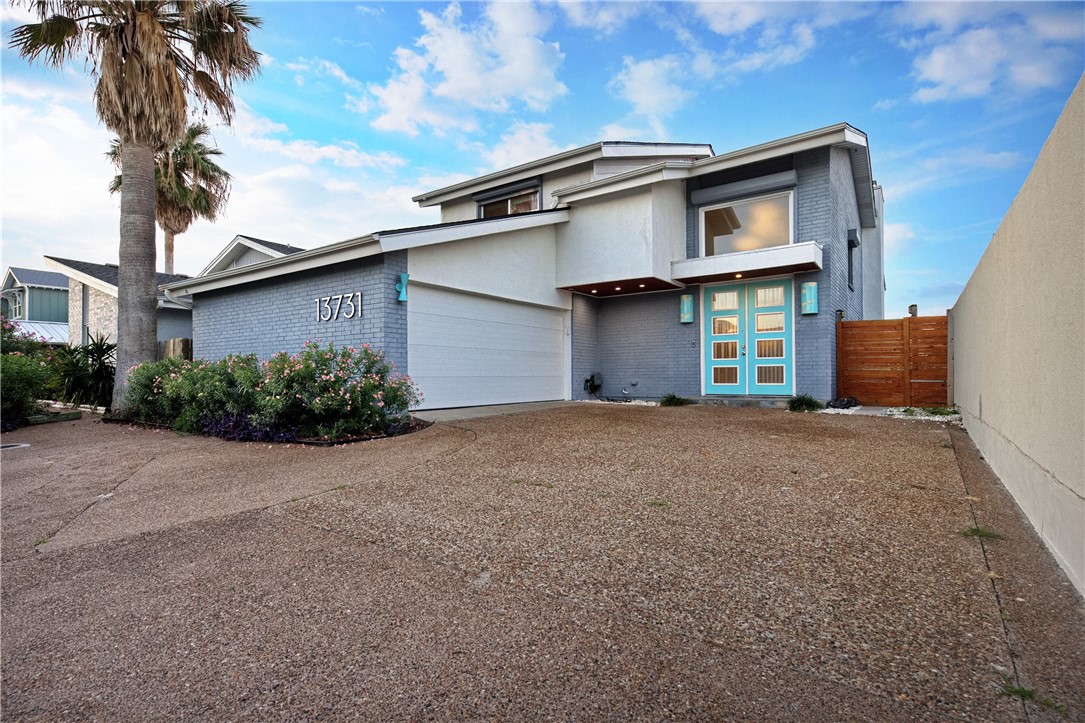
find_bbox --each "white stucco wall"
[407,225,570,310]
[439,197,477,224]
[861,184,885,320]
[556,189,656,288]
[951,76,1084,596]
[651,181,688,281]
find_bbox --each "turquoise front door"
[704,280,794,396]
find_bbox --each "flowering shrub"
[123,341,421,441]
[1,315,49,356]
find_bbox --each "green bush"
[1,353,48,424]
[123,341,421,441]
[787,394,823,412]
[659,393,693,407]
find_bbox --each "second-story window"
[700,190,793,257]
[479,189,540,219]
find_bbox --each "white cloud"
[355,5,385,18]
[0,4,37,26]
[478,121,571,172]
[550,0,644,35]
[725,23,816,74]
[872,98,898,112]
[886,147,1025,198]
[367,1,568,136]
[912,27,1006,102]
[1,95,118,269]
[599,121,651,141]
[902,4,1084,104]
[611,55,692,116]
[367,48,478,137]
[231,103,404,170]
[695,2,791,35]
[0,74,438,279]
[882,222,915,259]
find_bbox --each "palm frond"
[8,15,82,67]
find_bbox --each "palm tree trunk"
[111,141,159,411]
[164,230,175,275]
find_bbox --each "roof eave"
[412,142,607,206]
[164,235,380,296]
[44,257,118,297]
[552,162,693,203]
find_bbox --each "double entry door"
[703,280,794,396]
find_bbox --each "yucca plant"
[55,335,117,409]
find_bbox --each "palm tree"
[108,124,232,275]
[10,1,260,410]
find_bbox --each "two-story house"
[1,267,70,344]
[164,123,884,409]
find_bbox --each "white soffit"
[671,241,824,280]
[377,209,570,251]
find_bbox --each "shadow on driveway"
[2,406,1082,720]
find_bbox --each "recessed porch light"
[735,273,743,279]
[591,289,597,294]
[615,286,621,291]
[638,284,645,288]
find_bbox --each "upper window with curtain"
[700,190,793,257]
[478,189,539,219]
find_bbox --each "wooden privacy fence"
[836,316,948,406]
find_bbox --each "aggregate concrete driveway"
[1,405,1082,721]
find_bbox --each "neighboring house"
[199,235,306,276]
[164,123,885,409]
[44,257,193,346]
[0,267,69,344]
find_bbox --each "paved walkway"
[1,407,1081,721]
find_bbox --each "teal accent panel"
[679,294,694,323]
[800,282,819,314]
[28,288,69,322]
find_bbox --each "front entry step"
[695,396,790,409]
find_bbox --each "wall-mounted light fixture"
[395,272,409,302]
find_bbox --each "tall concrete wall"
[951,77,1084,596]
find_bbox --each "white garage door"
[407,286,567,409]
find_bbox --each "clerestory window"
[479,189,539,219]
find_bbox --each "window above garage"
[473,178,541,219]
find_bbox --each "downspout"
[162,288,193,310]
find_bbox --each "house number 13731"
[313,292,362,321]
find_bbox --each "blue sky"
[2,1,1082,318]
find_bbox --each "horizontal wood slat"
[837,316,948,406]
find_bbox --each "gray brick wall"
[192,252,407,371]
[157,308,192,342]
[572,289,700,400]
[570,293,599,399]
[791,147,865,401]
